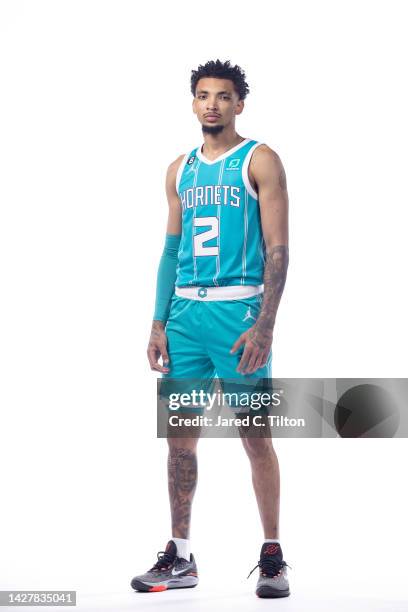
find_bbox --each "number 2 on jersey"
[193,216,219,256]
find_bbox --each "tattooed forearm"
[167,447,198,539]
[149,320,165,345]
[249,245,289,347]
[152,320,165,333]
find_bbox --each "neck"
[201,128,244,156]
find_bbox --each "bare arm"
[147,154,184,373]
[231,145,289,374]
[251,145,289,340]
[164,154,183,235]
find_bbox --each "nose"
[206,98,218,111]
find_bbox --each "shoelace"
[149,550,177,572]
[247,556,291,579]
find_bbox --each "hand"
[147,320,170,373]
[230,324,273,375]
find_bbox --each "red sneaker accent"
[265,544,280,555]
[149,585,168,592]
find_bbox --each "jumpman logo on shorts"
[243,306,256,322]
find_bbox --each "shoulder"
[166,153,187,190]
[251,143,284,168]
[249,143,286,183]
[167,153,187,178]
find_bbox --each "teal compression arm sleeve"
[153,233,181,323]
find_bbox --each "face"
[192,77,244,133]
[176,461,197,493]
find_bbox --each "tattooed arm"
[231,146,289,374]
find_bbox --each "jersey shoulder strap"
[241,139,264,199]
[176,147,198,195]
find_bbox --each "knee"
[167,437,198,453]
[242,437,273,462]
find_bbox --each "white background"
[1,1,407,611]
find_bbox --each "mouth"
[204,114,221,122]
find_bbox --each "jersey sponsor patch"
[226,157,241,170]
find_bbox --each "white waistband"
[175,284,264,301]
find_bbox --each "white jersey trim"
[176,152,191,195]
[212,158,226,286]
[196,137,251,165]
[175,284,264,301]
[242,141,264,200]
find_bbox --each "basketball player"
[131,60,290,598]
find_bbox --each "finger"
[161,344,170,366]
[150,352,170,373]
[158,346,170,372]
[147,345,170,373]
[230,334,245,354]
[246,349,261,374]
[256,353,267,370]
[251,354,262,372]
[237,345,252,374]
[151,363,170,373]
[147,345,159,368]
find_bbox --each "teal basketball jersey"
[175,137,267,287]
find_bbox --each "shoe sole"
[131,576,199,592]
[256,586,290,598]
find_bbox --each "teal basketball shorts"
[160,288,272,415]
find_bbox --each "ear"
[192,97,197,115]
[235,99,244,116]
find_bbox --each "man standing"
[131,59,290,598]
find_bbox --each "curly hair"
[190,59,250,100]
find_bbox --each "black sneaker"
[130,540,198,592]
[247,542,291,598]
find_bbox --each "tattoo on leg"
[168,447,197,539]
